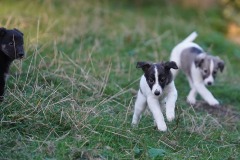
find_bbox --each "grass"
[0,0,240,159]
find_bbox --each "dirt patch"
[193,101,240,123]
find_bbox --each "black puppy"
[0,27,25,102]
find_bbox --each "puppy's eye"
[160,77,166,82]
[203,69,208,74]
[149,79,155,84]
[213,71,217,75]
[9,42,14,46]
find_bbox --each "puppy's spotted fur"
[170,32,224,106]
[132,61,178,131]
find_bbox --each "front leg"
[187,88,197,105]
[165,82,178,122]
[0,74,6,102]
[186,77,197,105]
[132,90,147,127]
[147,97,167,131]
[194,82,219,106]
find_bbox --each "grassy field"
[0,0,240,159]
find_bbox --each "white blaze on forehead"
[204,60,214,85]
[210,59,214,74]
[155,67,159,85]
[152,66,162,94]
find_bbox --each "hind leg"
[170,50,181,79]
[171,69,179,79]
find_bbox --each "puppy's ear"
[0,27,7,37]
[217,59,224,72]
[194,53,206,68]
[164,61,178,70]
[14,28,24,36]
[136,61,151,72]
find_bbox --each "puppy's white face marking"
[152,66,162,96]
[203,60,214,86]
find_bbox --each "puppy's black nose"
[207,82,212,86]
[18,52,24,58]
[154,91,160,96]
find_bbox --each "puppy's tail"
[181,31,198,44]
[170,31,198,79]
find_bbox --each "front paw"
[208,99,219,106]
[131,120,139,128]
[166,110,175,122]
[157,122,167,132]
[131,123,138,128]
[187,96,196,105]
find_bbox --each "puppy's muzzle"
[18,52,25,59]
[154,90,161,96]
[207,82,212,86]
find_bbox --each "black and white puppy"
[132,61,178,131]
[0,27,25,102]
[170,32,224,106]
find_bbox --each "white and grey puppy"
[132,61,178,131]
[170,32,224,106]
